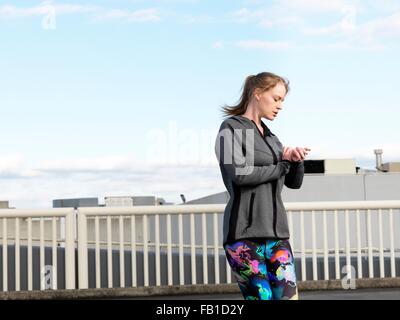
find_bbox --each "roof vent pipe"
[374,149,383,171]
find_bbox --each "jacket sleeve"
[284,161,305,189]
[215,123,291,187]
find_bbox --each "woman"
[214,72,310,300]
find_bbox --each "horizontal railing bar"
[0,237,63,243]
[3,237,398,256]
[0,209,72,218]
[78,201,400,216]
[285,201,400,210]
[79,240,400,253]
[80,205,224,216]
[0,201,398,220]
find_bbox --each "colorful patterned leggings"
[224,238,298,300]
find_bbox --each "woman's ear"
[253,88,261,101]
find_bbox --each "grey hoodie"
[214,115,304,246]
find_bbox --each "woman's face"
[254,82,287,121]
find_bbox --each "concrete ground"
[2,279,400,300]
[128,288,400,300]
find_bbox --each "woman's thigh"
[264,239,298,300]
[224,239,272,300]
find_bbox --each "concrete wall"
[186,172,400,204]
[283,174,365,202]
[324,159,356,174]
[0,201,9,209]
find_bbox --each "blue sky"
[1,0,400,207]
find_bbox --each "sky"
[1,0,400,208]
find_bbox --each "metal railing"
[1,201,400,292]
[0,208,75,291]
[285,201,400,281]
[77,205,229,289]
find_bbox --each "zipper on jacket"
[251,120,279,238]
[248,192,255,227]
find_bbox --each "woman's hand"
[282,146,293,161]
[283,146,311,162]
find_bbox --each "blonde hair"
[221,72,290,117]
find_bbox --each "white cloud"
[93,8,161,22]
[0,154,40,178]
[230,7,303,27]
[236,40,291,50]
[303,5,357,36]
[259,16,304,28]
[0,3,99,18]
[37,155,141,173]
[362,0,400,14]
[179,13,215,24]
[130,0,199,3]
[212,41,224,49]
[277,0,356,13]
[231,1,356,27]
[0,3,161,24]
[0,153,218,178]
[229,1,400,51]
[51,4,100,15]
[0,153,222,208]
[231,7,258,23]
[321,40,385,52]
[359,11,400,38]
[302,9,400,50]
[1,143,399,208]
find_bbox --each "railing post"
[65,209,76,290]
[367,209,373,278]
[389,209,396,278]
[323,210,329,280]
[311,210,317,280]
[78,209,89,289]
[2,218,8,292]
[300,210,306,281]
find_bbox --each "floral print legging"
[224,238,298,300]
